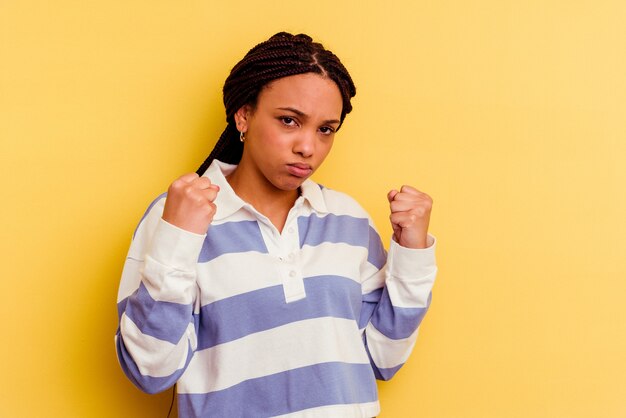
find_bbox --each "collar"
[299,174,328,214]
[203,160,328,221]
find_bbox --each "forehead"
[257,73,343,119]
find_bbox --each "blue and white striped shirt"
[116,160,437,418]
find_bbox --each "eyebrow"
[277,107,340,125]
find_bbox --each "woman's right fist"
[162,173,220,235]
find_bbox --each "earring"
[240,131,245,142]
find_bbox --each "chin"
[281,182,304,192]
[275,177,306,192]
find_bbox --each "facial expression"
[235,73,343,192]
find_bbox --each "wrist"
[397,231,429,249]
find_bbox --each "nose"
[292,130,315,158]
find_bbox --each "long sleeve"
[359,231,437,381]
[115,196,205,394]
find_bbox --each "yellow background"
[1,0,625,417]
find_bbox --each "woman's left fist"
[387,185,433,249]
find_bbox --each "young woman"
[116,32,437,418]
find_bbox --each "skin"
[162,72,433,248]
[228,73,342,231]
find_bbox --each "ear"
[234,104,252,132]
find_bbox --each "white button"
[289,270,296,277]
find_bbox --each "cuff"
[147,218,206,272]
[388,234,437,282]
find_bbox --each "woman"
[116,32,437,418]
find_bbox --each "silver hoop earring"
[240,131,245,142]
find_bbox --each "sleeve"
[359,225,437,381]
[114,195,206,394]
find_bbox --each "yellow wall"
[1,1,625,417]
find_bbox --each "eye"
[319,126,336,135]
[279,116,298,127]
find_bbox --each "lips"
[286,163,313,178]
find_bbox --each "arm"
[360,235,437,380]
[115,174,219,393]
[115,203,205,393]
[360,185,437,380]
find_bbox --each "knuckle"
[184,185,196,197]
[170,179,182,190]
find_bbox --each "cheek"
[260,124,288,146]
[319,139,334,157]
[252,129,278,152]
[252,131,292,168]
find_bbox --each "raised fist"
[387,185,433,249]
[162,173,220,235]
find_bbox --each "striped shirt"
[115,160,437,418]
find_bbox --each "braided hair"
[195,32,357,175]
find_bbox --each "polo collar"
[203,160,328,222]
[299,176,328,214]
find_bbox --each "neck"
[226,162,299,233]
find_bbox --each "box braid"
[195,32,356,175]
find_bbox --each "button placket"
[280,219,305,303]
